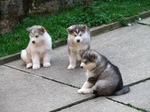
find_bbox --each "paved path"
[0,18,150,112]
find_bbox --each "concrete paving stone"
[109,80,150,111]
[138,17,150,24]
[0,66,93,112]
[5,54,86,88]
[60,97,139,112]
[91,23,150,85]
[6,23,150,88]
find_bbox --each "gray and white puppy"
[78,49,130,96]
[21,25,52,69]
[67,24,91,69]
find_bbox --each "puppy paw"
[26,63,32,69]
[78,88,93,94]
[43,62,51,68]
[33,64,40,69]
[67,65,76,69]
[78,89,84,94]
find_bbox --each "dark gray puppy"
[78,49,130,96]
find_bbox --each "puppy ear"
[66,27,73,34]
[88,52,98,60]
[81,24,87,31]
[26,27,33,32]
[39,27,45,34]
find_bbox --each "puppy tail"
[114,85,130,95]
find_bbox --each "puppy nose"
[77,39,80,43]
[32,41,35,44]
[80,65,83,68]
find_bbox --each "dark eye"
[74,34,77,37]
[79,34,82,36]
[84,61,88,64]
[35,35,38,38]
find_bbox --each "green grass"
[0,0,150,57]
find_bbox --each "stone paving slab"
[0,66,94,112]
[6,23,150,87]
[138,17,150,24]
[59,97,139,112]
[109,80,150,111]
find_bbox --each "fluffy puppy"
[21,25,52,69]
[67,24,91,69]
[78,49,130,96]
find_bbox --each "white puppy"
[21,25,52,69]
[67,24,91,69]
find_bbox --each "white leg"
[32,54,40,69]
[43,52,51,67]
[78,81,94,94]
[26,63,33,69]
[77,53,81,61]
[67,52,77,69]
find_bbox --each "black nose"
[32,41,35,44]
[80,66,83,68]
[77,39,80,42]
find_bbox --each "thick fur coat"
[67,24,91,69]
[21,25,52,69]
[78,49,130,96]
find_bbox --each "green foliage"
[0,0,150,57]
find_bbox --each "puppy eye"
[74,34,77,37]
[79,34,82,36]
[35,35,38,38]
[84,61,88,64]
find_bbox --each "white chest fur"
[86,70,95,78]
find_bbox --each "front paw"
[67,64,76,69]
[78,88,93,94]
[26,63,32,69]
[78,89,84,94]
[43,62,51,68]
[33,64,40,69]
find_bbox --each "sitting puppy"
[67,24,91,69]
[21,25,52,69]
[78,49,130,96]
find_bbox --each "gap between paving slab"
[136,16,150,26]
[57,97,140,112]
[4,64,80,89]
[107,97,149,112]
[50,96,96,112]
[0,11,150,65]
[136,22,150,26]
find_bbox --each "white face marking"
[29,32,42,44]
[85,62,96,70]
[76,29,78,33]
[73,31,83,43]
[80,62,85,68]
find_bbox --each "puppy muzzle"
[77,39,80,43]
[80,63,84,68]
[32,41,35,44]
